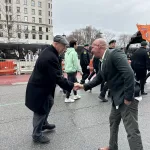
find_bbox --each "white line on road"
[0,102,24,107]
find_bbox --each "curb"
[11,82,28,85]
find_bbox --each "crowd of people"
[25,35,148,150]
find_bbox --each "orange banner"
[136,24,150,42]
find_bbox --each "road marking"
[11,82,27,85]
[0,102,24,107]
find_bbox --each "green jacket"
[64,48,81,73]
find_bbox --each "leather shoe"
[33,135,50,144]
[98,95,108,102]
[141,92,147,95]
[98,147,110,150]
[42,124,56,131]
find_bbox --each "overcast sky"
[53,0,150,36]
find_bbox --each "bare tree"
[117,34,131,48]
[0,0,25,41]
[102,31,116,43]
[66,29,85,44]
[66,25,102,45]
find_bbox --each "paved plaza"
[0,80,150,150]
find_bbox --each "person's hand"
[87,66,90,69]
[124,99,132,105]
[79,71,83,76]
[128,60,131,64]
[73,83,84,91]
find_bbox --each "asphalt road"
[0,82,150,150]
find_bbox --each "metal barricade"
[17,59,36,75]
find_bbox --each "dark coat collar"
[49,45,59,57]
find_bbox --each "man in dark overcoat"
[25,35,76,143]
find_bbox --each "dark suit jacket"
[25,45,74,114]
[84,49,135,106]
[80,48,90,67]
[131,47,150,71]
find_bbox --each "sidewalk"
[0,75,30,85]
[0,73,83,85]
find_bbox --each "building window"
[17,15,20,21]
[48,3,50,8]
[39,18,42,23]
[16,0,20,4]
[48,11,50,16]
[17,7,20,13]
[25,34,28,39]
[24,0,27,5]
[5,6,8,12]
[32,34,36,39]
[32,26,35,31]
[17,24,21,30]
[32,17,35,23]
[18,33,21,38]
[51,19,52,25]
[51,12,52,17]
[46,35,49,40]
[0,24,3,29]
[0,14,1,20]
[9,33,12,38]
[5,0,11,3]
[39,35,42,40]
[51,4,52,9]
[46,27,48,32]
[38,10,42,16]
[39,27,42,31]
[6,15,8,20]
[9,15,12,21]
[38,1,42,7]
[9,25,12,30]
[31,0,35,6]
[24,16,28,22]
[9,6,12,12]
[0,32,3,37]
[49,19,51,24]
[24,8,27,14]
[24,25,28,30]
[32,9,35,15]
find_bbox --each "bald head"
[95,38,107,47]
[91,38,108,58]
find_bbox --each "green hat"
[84,44,89,47]
[141,41,147,46]
[109,40,116,45]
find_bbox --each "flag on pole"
[136,24,150,42]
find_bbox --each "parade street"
[0,81,150,150]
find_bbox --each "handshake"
[73,83,84,91]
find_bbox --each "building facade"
[0,0,53,44]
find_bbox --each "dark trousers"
[81,67,90,84]
[109,100,143,150]
[66,72,77,98]
[140,79,146,93]
[100,82,110,97]
[32,99,54,138]
[135,69,146,93]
